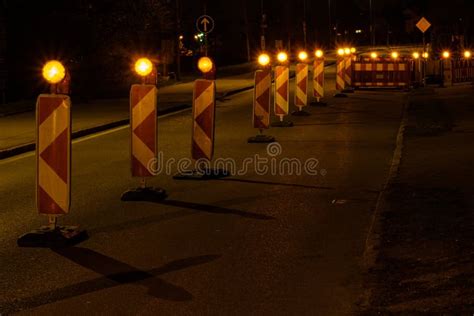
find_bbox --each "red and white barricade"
[336,58,346,91]
[192,79,216,161]
[253,69,271,129]
[344,56,352,87]
[36,94,71,216]
[130,84,158,177]
[274,65,289,119]
[352,60,411,88]
[313,59,325,102]
[452,59,474,84]
[295,63,308,110]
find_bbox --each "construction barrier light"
[422,52,429,59]
[258,53,270,67]
[134,58,153,77]
[350,47,356,53]
[442,51,450,59]
[344,48,351,55]
[412,52,420,59]
[370,52,378,59]
[298,51,308,62]
[277,52,288,63]
[198,56,214,74]
[315,49,324,58]
[391,52,399,59]
[464,51,472,59]
[337,48,345,56]
[42,60,66,84]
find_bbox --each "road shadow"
[1,247,220,314]
[216,177,335,191]
[157,199,275,220]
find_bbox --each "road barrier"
[351,59,411,88]
[312,58,324,103]
[336,57,345,91]
[129,84,158,177]
[248,69,274,143]
[344,56,352,87]
[452,59,474,83]
[192,79,216,161]
[295,63,308,110]
[36,94,71,216]
[274,65,289,118]
[272,65,293,127]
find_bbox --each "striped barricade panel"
[36,94,71,215]
[352,62,410,87]
[192,79,216,161]
[130,84,158,177]
[313,59,324,101]
[274,65,289,116]
[295,63,308,108]
[253,69,271,129]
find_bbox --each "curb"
[0,103,191,161]
[359,93,410,308]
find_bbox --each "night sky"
[1,0,473,100]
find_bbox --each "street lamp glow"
[370,52,378,59]
[42,60,66,84]
[315,49,324,58]
[134,58,153,77]
[258,53,270,66]
[442,51,450,59]
[277,52,288,63]
[391,51,399,59]
[412,52,420,59]
[344,47,351,55]
[197,56,214,73]
[464,51,472,59]
[298,51,308,62]
[422,52,429,59]
[337,48,345,56]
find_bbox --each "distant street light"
[134,58,153,77]
[464,51,472,59]
[442,51,450,59]
[42,60,66,84]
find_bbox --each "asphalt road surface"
[0,65,406,315]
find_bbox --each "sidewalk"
[362,85,474,314]
[0,71,256,158]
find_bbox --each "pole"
[303,0,307,49]
[328,0,331,46]
[175,0,181,81]
[370,0,375,47]
[260,0,266,50]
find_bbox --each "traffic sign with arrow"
[196,15,215,34]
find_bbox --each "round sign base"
[17,226,88,248]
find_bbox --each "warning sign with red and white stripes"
[36,94,71,215]
[313,59,325,101]
[274,65,289,116]
[295,63,308,108]
[130,84,158,177]
[253,69,271,129]
[192,79,216,161]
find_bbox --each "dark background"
[0,0,473,101]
